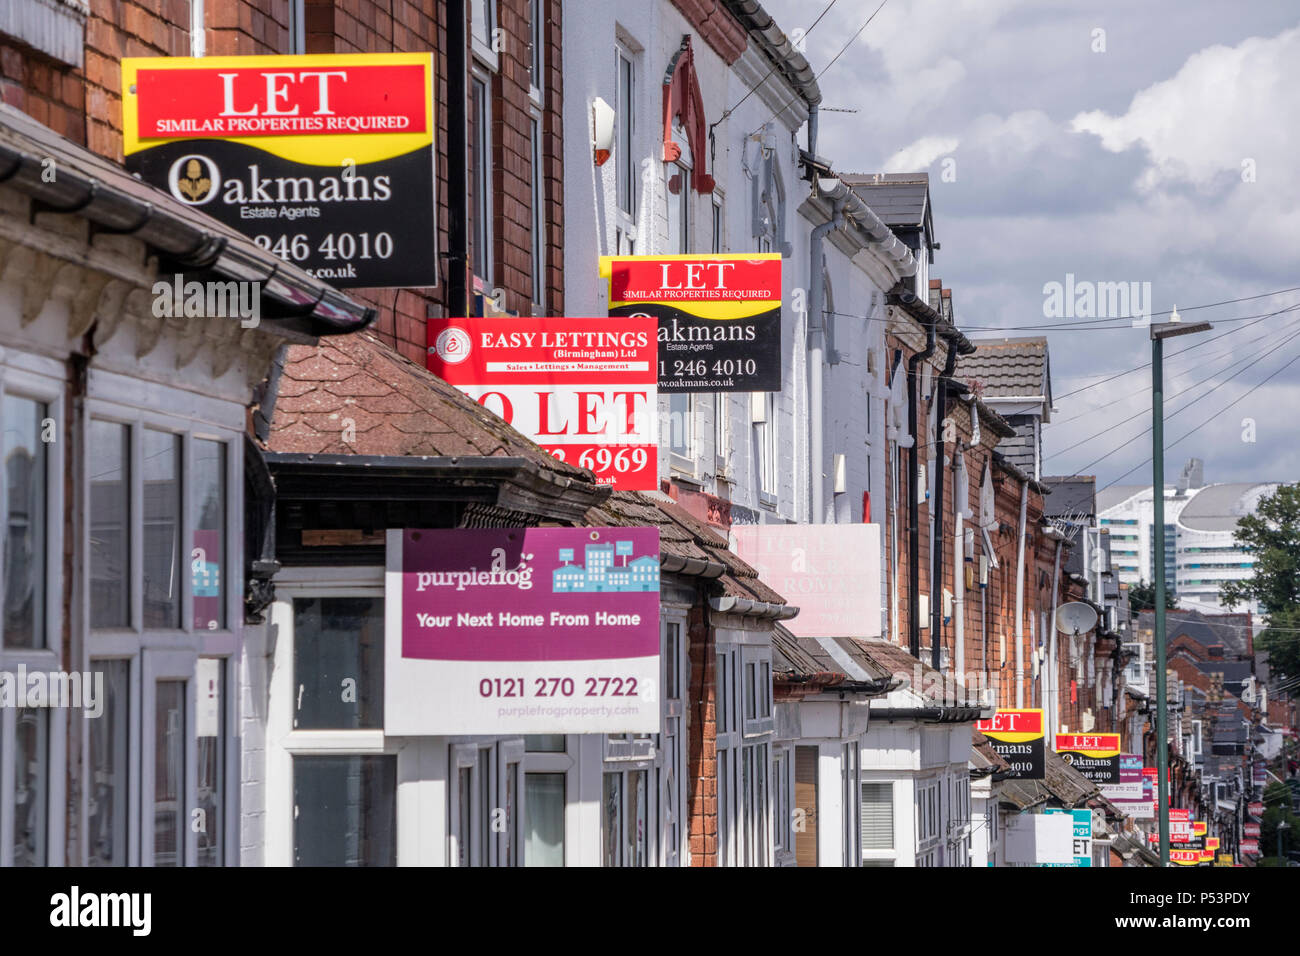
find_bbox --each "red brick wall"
[684,603,717,866]
[1,0,564,369]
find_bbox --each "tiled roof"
[855,638,981,705]
[1138,609,1254,659]
[999,747,1099,810]
[841,172,930,229]
[264,331,591,481]
[957,336,1050,400]
[1042,476,1097,518]
[972,728,1013,775]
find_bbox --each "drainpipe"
[808,199,844,524]
[1046,535,1063,733]
[446,0,469,316]
[930,336,959,669]
[808,104,818,157]
[906,305,936,659]
[1015,479,1029,708]
[953,451,966,689]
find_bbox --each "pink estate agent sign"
[731,524,881,638]
[384,527,661,734]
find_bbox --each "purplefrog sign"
[384,527,660,734]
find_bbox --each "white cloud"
[1070,26,1300,194]
[881,135,959,173]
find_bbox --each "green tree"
[1260,781,1299,865]
[1221,483,1300,683]
[1129,579,1177,612]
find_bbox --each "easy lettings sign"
[600,254,782,392]
[426,316,658,490]
[975,709,1046,779]
[1054,733,1121,784]
[385,527,661,734]
[122,54,436,287]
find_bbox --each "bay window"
[83,376,242,867]
[0,361,66,868]
[716,641,773,866]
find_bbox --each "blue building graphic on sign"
[553,541,658,593]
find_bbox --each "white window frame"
[711,190,725,253]
[860,777,897,865]
[716,640,773,866]
[614,43,637,225]
[80,372,241,867]
[470,68,494,288]
[529,108,546,309]
[772,745,794,863]
[660,609,687,866]
[522,735,573,867]
[0,354,68,871]
[758,392,778,504]
[496,738,525,866]
[714,394,729,479]
[286,0,306,54]
[668,393,695,475]
[528,0,544,102]
[841,742,861,866]
[265,567,400,867]
[140,648,197,866]
[471,0,499,71]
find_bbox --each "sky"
[762,0,1300,491]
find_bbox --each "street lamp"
[1279,819,1291,863]
[1151,317,1212,866]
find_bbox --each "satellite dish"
[1056,601,1099,635]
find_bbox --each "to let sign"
[384,527,661,734]
[975,709,1046,780]
[123,54,437,288]
[730,524,880,638]
[427,316,658,490]
[601,254,783,392]
[1054,733,1121,784]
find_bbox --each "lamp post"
[1151,317,1212,866]
[1278,819,1290,863]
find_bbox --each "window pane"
[89,420,130,628]
[529,0,542,89]
[530,114,545,305]
[293,756,396,866]
[88,660,130,867]
[478,747,492,864]
[601,772,621,866]
[718,750,729,865]
[293,597,384,729]
[471,76,491,281]
[12,707,48,866]
[154,679,186,866]
[457,767,472,866]
[4,396,46,648]
[192,439,226,630]
[142,429,181,629]
[617,54,634,215]
[716,654,727,733]
[665,622,680,700]
[196,658,225,866]
[627,769,647,867]
[525,734,565,752]
[669,393,691,457]
[504,763,518,866]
